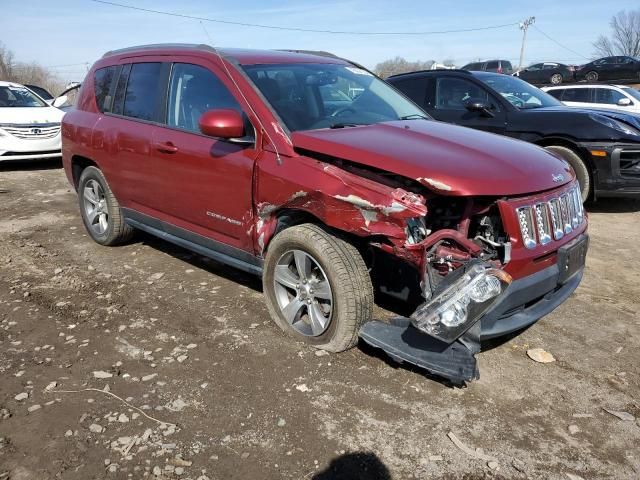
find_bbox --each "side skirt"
[122,208,263,276]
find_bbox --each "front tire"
[544,146,591,202]
[585,71,598,82]
[263,224,373,352]
[78,166,134,246]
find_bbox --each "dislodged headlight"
[411,264,512,343]
[589,114,640,137]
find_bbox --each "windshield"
[242,63,428,131]
[0,85,47,107]
[475,73,562,109]
[622,87,640,102]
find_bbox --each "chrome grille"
[0,123,60,140]
[516,185,585,249]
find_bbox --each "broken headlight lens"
[411,264,512,343]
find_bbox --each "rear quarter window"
[94,66,119,113]
[390,77,428,108]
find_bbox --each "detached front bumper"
[360,234,588,383]
[580,142,640,198]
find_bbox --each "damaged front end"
[359,195,515,385]
[360,261,512,384]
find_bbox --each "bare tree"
[0,42,15,80]
[593,9,640,58]
[0,42,66,95]
[374,57,435,78]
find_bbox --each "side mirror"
[617,97,632,106]
[199,109,245,139]
[52,95,68,108]
[465,98,494,116]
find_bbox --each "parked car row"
[58,44,591,383]
[466,56,640,86]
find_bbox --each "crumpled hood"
[291,120,572,196]
[533,105,640,125]
[0,106,64,125]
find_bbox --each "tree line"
[0,42,68,95]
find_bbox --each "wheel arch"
[534,137,595,174]
[71,155,99,190]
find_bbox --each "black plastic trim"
[122,208,263,276]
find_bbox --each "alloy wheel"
[83,179,109,235]
[550,74,562,85]
[273,249,333,337]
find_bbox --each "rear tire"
[544,146,591,202]
[585,71,598,82]
[78,166,134,246]
[550,73,563,85]
[263,224,373,352]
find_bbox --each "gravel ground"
[0,160,639,480]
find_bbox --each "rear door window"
[560,88,591,103]
[122,62,163,121]
[94,66,119,113]
[486,61,499,70]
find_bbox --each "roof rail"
[102,43,216,58]
[388,68,472,78]
[277,49,341,59]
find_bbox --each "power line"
[531,25,589,60]
[89,0,520,36]
[45,62,89,68]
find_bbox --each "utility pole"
[518,16,535,71]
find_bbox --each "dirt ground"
[0,160,639,480]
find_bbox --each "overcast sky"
[0,0,633,82]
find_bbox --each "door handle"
[153,141,178,154]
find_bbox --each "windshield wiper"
[328,123,364,129]
[400,114,429,120]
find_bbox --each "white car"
[542,84,640,114]
[0,81,66,161]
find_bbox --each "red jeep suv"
[62,44,588,382]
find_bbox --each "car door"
[594,87,629,111]
[425,75,507,134]
[102,62,170,212]
[149,60,257,249]
[521,64,542,83]
[618,57,638,79]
